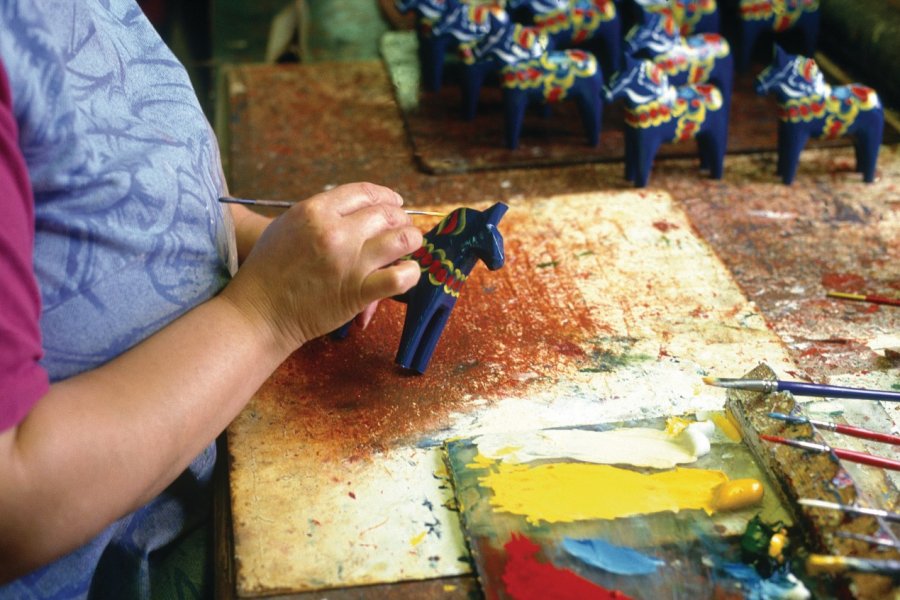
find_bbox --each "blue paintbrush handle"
[778,380,900,402]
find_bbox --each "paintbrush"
[806,554,900,576]
[835,530,900,549]
[827,290,900,308]
[218,196,446,217]
[767,412,900,446]
[703,376,900,402]
[798,498,900,524]
[758,434,900,471]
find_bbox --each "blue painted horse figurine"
[505,0,622,75]
[633,0,719,35]
[461,8,604,148]
[605,55,728,187]
[395,203,508,373]
[396,0,490,92]
[428,0,508,119]
[737,0,819,72]
[624,9,733,110]
[754,46,883,184]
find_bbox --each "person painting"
[0,1,423,597]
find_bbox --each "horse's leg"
[503,89,530,149]
[601,19,623,75]
[737,21,759,72]
[780,123,811,185]
[421,35,451,92]
[461,62,490,120]
[574,76,602,147]
[634,129,663,188]
[855,111,884,183]
[624,126,637,182]
[801,12,821,58]
[396,296,439,371]
[705,109,728,180]
[410,305,455,373]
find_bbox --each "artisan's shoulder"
[0,57,49,433]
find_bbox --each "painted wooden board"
[226,189,796,596]
[443,418,795,599]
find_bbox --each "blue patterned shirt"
[0,0,235,596]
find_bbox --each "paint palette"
[443,416,798,599]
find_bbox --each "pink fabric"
[0,59,48,432]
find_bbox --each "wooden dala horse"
[632,0,719,35]
[429,0,510,119]
[505,0,623,75]
[754,46,883,184]
[624,9,733,111]
[396,203,509,373]
[605,55,728,187]
[463,8,604,148]
[395,0,492,92]
[737,0,819,72]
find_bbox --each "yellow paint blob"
[712,478,764,511]
[478,462,729,525]
[410,531,427,546]
[806,554,844,575]
[768,532,789,561]
[711,411,743,442]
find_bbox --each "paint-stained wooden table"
[216,60,900,599]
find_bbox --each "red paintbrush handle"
[832,423,900,446]
[865,294,900,307]
[833,448,900,471]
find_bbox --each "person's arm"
[0,181,423,582]
[229,202,272,264]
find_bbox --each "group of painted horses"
[337,0,883,375]
[397,0,883,188]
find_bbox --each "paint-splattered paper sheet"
[443,419,795,599]
[226,190,796,595]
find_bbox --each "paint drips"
[502,534,633,600]
[720,563,810,600]
[478,462,729,524]
[561,538,664,575]
[470,425,712,469]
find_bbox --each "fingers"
[354,302,379,329]
[358,223,423,276]
[344,202,414,242]
[310,182,403,217]
[360,260,422,306]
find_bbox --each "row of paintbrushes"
[705,376,900,574]
[703,376,900,471]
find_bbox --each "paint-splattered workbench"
[216,59,900,599]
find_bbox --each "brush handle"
[829,422,900,446]
[828,291,900,307]
[777,381,900,402]
[832,447,900,471]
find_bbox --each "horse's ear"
[484,202,509,226]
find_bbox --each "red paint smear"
[501,534,633,600]
[653,220,679,233]
[250,211,600,461]
[821,272,867,292]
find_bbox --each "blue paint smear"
[721,563,809,600]
[561,538,664,575]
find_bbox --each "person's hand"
[221,183,423,353]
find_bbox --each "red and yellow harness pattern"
[500,49,597,102]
